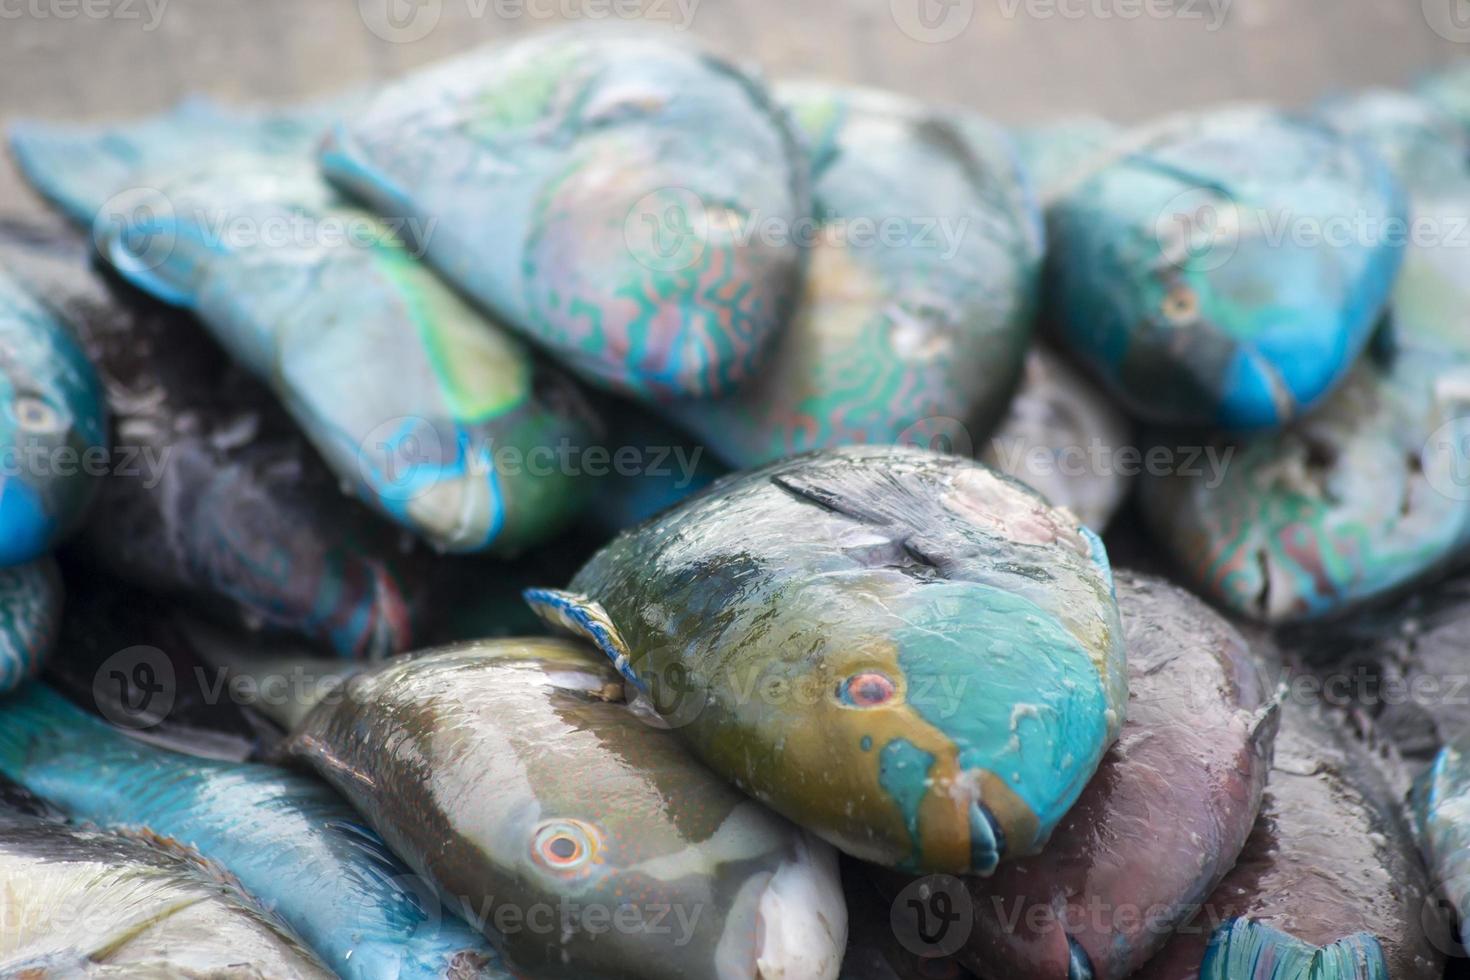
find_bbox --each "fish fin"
[522,588,643,691]
[770,466,905,527]
[1201,919,1389,980]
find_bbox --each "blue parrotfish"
[0,266,106,566]
[0,216,427,660]
[1010,116,1119,199]
[1045,104,1406,430]
[886,571,1277,980]
[0,683,510,980]
[0,784,334,978]
[1139,91,1470,622]
[1136,702,1442,980]
[1414,734,1470,970]
[0,557,60,695]
[319,30,808,402]
[217,638,848,980]
[671,83,1042,466]
[527,445,1128,876]
[9,98,596,555]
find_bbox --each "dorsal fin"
[523,589,641,691]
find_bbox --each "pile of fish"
[2,25,1470,980]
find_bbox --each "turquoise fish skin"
[1011,117,1119,200]
[1414,735,1470,963]
[1421,62,1470,133]
[1140,91,1470,622]
[0,558,60,695]
[1046,104,1406,430]
[672,84,1042,466]
[527,445,1127,876]
[0,268,106,566]
[0,683,510,980]
[320,31,807,402]
[9,100,596,555]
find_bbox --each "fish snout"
[751,832,847,980]
[969,799,1005,876]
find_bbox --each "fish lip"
[752,832,846,980]
[969,800,1004,875]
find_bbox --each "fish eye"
[13,396,62,434]
[839,672,897,708]
[532,819,603,874]
[1161,285,1199,324]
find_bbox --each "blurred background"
[3,0,1468,219]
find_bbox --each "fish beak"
[753,831,847,980]
[969,799,1005,874]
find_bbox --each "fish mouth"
[752,832,847,980]
[969,800,1005,875]
[1067,934,1095,980]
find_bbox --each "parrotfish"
[0,216,426,659]
[1414,734,1470,966]
[1134,703,1443,980]
[1046,104,1406,429]
[320,31,807,402]
[0,787,334,978]
[219,637,847,980]
[527,445,1128,875]
[0,265,106,566]
[0,557,60,695]
[9,98,597,554]
[981,347,1135,531]
[0,683,509,979]
[1139,91,1470,622]
[583,404,725,533]
[672,83,1042,466]
[1011,117,1119,200]
[884,571,1277,980]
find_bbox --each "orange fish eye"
[532,820,602,873]
[839,672,896,708]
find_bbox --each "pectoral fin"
[523,588,642,691]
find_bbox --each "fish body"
[1135,703,1442,980]
[0,796,333,978]
[981,347,1134,531]
[1011,117,1119,200]
[9,100,596,554]
[889,571,1275,979]
[0,683,507,979]
[1046,105,1405,429]
[1139,92,1470,622]
[583,405,726,533]
[0,558,60,694]
[1414,733,1470,963]
[0,217,425,659]
[674,84,1041,465]
[528,445,1128,875]
[320,31,806,402]
[0,267,106,566]
[241,638,847,979]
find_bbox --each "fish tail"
[1201,919,1390,980]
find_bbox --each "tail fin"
[1201,919,1389,980]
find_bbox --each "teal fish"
[9,99,596,555]
[0,792,333,977]
[0,683,508,979]
[1139,91,1470,622]
[0,558,60,695]
[1414,734,1470,966]
[321,31,807,402]
[1011,117,1119,199]
[1421,62,1470,133]
[0,267,106,566]
[527,445,1127,875]
[1046,105,1406,429]
[223,638,848,980]
[672,83,1042,465]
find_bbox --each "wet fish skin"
[0,216,425,659]
[0,267,107,566]
[0,796,333,978]
[883,571,1275,980]
[528,445,1128,876]
[673,84,1041,466]
[0,557,61,695]
[982,347,1134,532]
[255,638,846,980]
[320,31,807,402]
[1010,117,1119,200]
[1046,105,1406,430]
[1140,92,1470,623]
[1134,703,1442,980]
[9,101,597,555]
[1414,734,1470,964]
[0,682,509,980]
